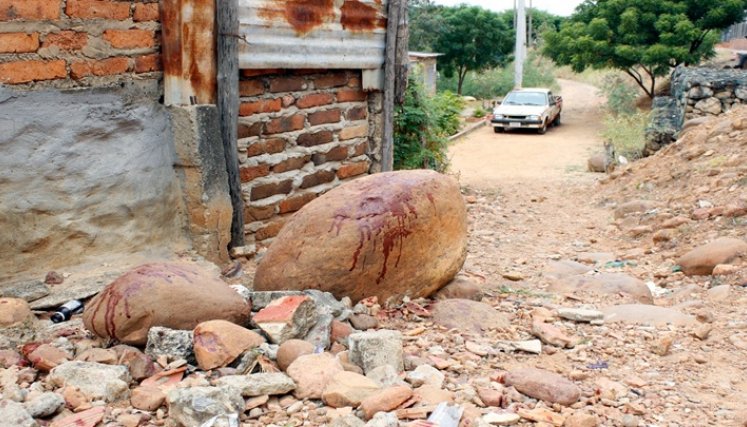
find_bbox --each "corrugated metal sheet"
[238,0,388,70]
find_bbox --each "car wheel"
[538,121,547,135]
[493,127,504,133]
[553,114,561,127]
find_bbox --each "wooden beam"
[216,0,245,249]
[382,0,402,172]
[394,0,409,105]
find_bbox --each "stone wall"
[237,69,383,248]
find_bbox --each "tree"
[497,8,566,45]
[408,0,446,52]
[434,6,514,95]
[543,0,747,98]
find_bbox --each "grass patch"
[601,112,650,161]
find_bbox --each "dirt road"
[448,79,606,186]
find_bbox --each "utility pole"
[514,0,526,88]
[528,0,533,48]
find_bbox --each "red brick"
[133,3,159,22]
[314,73,349,89]
[278,192,317,214]
[247,138,286,157]
[347,75,362,88]
[337,161,370,179]
[255,217,288,241]
[269,76,306,93]
[352,141,368,157]
[238,122,263,138]
[337,89,367,102]
[239,164,270,183]
[301,169,336,189]
[239,98,282,116]
[297,130,334,147]
[0,0,59,21]
[339,124,368,141]
[103,29,156,49]
[240,80,265,97]
[42,31,88,51]
[272,155,310,174]
[0,59,66,84]
[251,180,293,200]
[134,53,162,73]
[70,57,130,79]
[244,204,276,222]
[242,69,281,78]
[308,108,341,126]
[0,33,39,53]
[346,106,368,121]
[297,92,334,109]
[312,145,349,165]
[66,0,130,19]
[265,114,305,135]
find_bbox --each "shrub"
[394,77,464,172]
[601,112,650,161]
[598,74,639,116]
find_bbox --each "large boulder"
[547,273,653,304]
[253,170,468,304]
[677,237,747,276]
[83,263,251,345]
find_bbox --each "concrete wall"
[237,69,383,248]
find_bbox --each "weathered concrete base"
[0,80,188,278]
[170,105,232,263]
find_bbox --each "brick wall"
[238,69,382,247]
[0,0,161,86]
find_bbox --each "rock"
[131,386,165,411]
[0,349,23,368]
[75,348,117,364]
[111,345,159,381]
[350,314,379,331]
[614,200,657,219]
[595,377,627,401]
[621,414,639,427]
[144,327,194,362]
[366,365,406,387]
[254,170,468,305]
[587,154,609,173]
[0,400,36,427]
[23,392,64,418]
[360,385,413,420]
[557,308,604,323]
[252,295,317,344]
[431,299,510,333]
[415,384,454,405]
[706,285,731,302]
[83,263,251,345]
[193,320,265,370]
[564,412,599,427]
[330,320,354,344]
[531,321,576,348]
[61,386,89,410]
[303,290,348,349]
[247,291,304,310]
[677,238,747,276]
[502,271,524,281]
[348,330,404,373]
[166,386,243,427]
[49,407,105,427]
[405,364,445,388]
[713,264,742,276]
[322,371,382,408]
[214,373,296,396]
[49,361,131,402]
[0,298,33,327]
[495,340,542,354]
[365,412,399,427]
[504,368,580,406]
[27,344,70,372]
[276,339,315,371]
[694,97,722,115]
[602,304,697,326]
[435,276,483,301]
[287,352,344,399]
[0,279,50,302]
[544,261,593,279]
[483,411,520,425]
[331,415,366,427]
[548,273,653,304]
[688,85,714,100]
[477,387,504,407]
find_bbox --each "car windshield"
[502,91,547,106]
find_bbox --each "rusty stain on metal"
[161,0,216,106]
[341,0,385,32]
[286,0,335,34]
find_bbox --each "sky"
[432,0,584,17]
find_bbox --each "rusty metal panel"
[238,0,388,70]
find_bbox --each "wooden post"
[216,0,245,249]
[394,0,409,106]
[381,0,402,172]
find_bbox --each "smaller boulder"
[348,330,403,373]
[214,373,295,397]
[193,320,265,370]
[587,154,609,173]
[434,277,483,301]
[322,371,382,408]
[277,339,315,371]
[23,392,64,418]
[145,327,194,362]
[49,362,131,402]
[677,237,747,276]
[131,386,165,411]
[504,368,580,406]
[167,386,243,427]
[0,298,33,328]
[0,400,36,427]
[431,299,510,333]
[27,344,70,372]
[359,386,413,420]
[287,353,344,399]
[252,295,318,344]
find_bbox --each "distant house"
[409,52,443,96]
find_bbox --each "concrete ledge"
[448,119,486,142]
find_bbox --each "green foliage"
[598,74,639,116]
[394,77,464,172]
[473,107,488,118]
[495,9,566,43]
[543,0,747,98]
[602,112,651,160]
[439,53,559,99]
[408,0,446,52]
